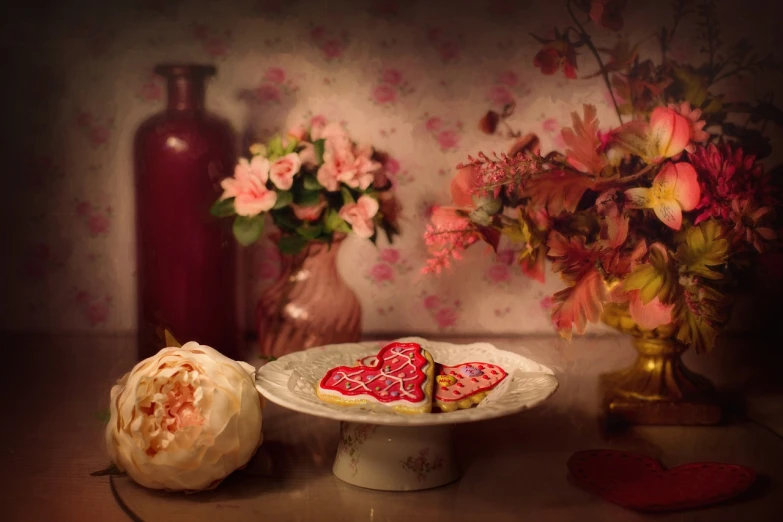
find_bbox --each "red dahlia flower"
[689,143,776,225]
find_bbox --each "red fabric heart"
[567,449,756,512]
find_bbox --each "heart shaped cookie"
[317,342,435,414]
[434,362,507,412]
[567,449,756,512]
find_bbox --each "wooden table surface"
[2,332,782,522]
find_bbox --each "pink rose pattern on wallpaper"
[4,1,776,333]
[250,68,299,105]
[366,248,413,286]
[76,112,114,149]
[486,71,531,109]
[192,25,233,59]
[74,290,112,326]
[75,200,113,237]
[371,68,414,106]
[426,28,463,64]
[423,115,464,152]
[309,25,349,61]
[136,74,164,103]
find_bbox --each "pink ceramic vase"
[256,238,362,358]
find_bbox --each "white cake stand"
[255,337,559,492]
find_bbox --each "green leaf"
[267,134,284,160]
[283,137,298,154]
[675,221,729,280]
[90,463,125,477]
[324,209,351,234]
[296,223,324,240]
[303,174,323,191]
[278,235,309,255]
[676,304,717,354]
[164,329,182,348]
[313,139,326,165]
[297,190,322,207]
[233,214,265,246]
[341,187,356,206]
[273,190,294,209]
[272,211,299,233]
[210,198,236,218]
[623,243,677,304]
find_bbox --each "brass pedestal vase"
[600,304,722,425]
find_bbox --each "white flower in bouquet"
[105,342,264,491]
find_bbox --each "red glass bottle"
[134,64,239,360]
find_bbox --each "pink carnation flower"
[339,195,379,238]
[269,152,302,190]
[220,157,277,216]
[292,196,327,222]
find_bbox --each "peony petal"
[629,291,674,330]
[653,199,683,230]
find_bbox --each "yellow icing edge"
[315,348,435,415]
[434,390,488,413]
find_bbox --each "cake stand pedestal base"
[332,421,460,491]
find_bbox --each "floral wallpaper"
[2,0,781,335]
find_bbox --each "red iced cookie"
[434,362,507,412]
[317,342,435,414]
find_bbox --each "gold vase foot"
[599,336,722,426]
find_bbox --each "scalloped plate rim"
[255,337,559,426]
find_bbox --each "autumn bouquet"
[424,0,781,353]
[211,118,400,253]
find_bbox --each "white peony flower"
[105,342,264,491]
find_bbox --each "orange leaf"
[547,231,597,281]
[561,104,607,174]
[526,171,595,215]
[519,244,547,284]
[550,269,608,339]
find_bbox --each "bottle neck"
[166,76,206,113]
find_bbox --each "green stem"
[566,0,623,126]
